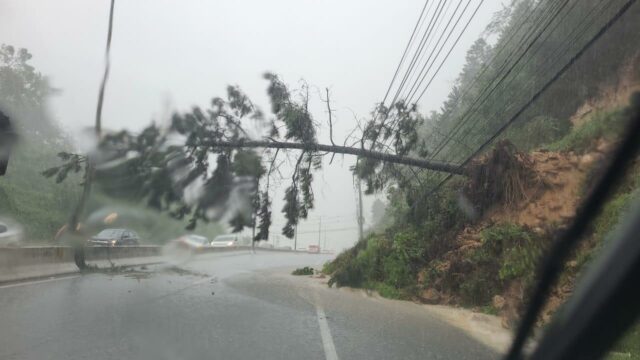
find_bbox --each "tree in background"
[370,199,386,228]
[0,45,82,241]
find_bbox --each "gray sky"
[1,0,502,251]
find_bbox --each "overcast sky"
[1,0,502,251]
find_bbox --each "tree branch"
[323,88,337,164]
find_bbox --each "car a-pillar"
[0,110,16,176]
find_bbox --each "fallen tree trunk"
[202,140,466,175]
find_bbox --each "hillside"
[323,59,640,335]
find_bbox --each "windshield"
[1,1,639,359]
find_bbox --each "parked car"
[87,228,140,246]
[210,234,238,247]
[173,234,209,252]
[308,245,320,254]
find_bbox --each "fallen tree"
[45,73,529,245]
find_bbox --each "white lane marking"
[316,304,339,360]
[0,274,81,289]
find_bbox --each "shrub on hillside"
[549,108,626,153]
[456,223,544,306]
[505,115,571,151]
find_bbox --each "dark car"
[87,228,140,246]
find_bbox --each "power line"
[456,0,611,150]
[369,0,448,149]
[385,0,448,114]
[405,0,478,104]
[368,0,481,186]
[427,0,637,196]
[295,226,359,235]
[407,0,547,165]
[385,0,485,142]
[425,0,570,163]
[417,0,579,188]
[441,0,605,165]
[397,0,455,103]
[422,0,610,189]
[373,0,431,124]
[451,0,581,149]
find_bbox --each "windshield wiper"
[0,110,16,176]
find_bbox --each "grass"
[480,305,499,316]
[363,281,404,300]
[608,323,640,360]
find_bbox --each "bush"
[383,251,412,289]
[458,223,543,306]
[481,223,542,282]
[373,283,402,299]
[548,108,627,153]
[326,238,368,287]
[356,234,391,282]
[321,261,334,275]
[326,231,422,293]
[459,273,500,306]
[292,266,314,276]
[505,115,571,151]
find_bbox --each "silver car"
[210,234,238,247]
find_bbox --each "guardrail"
[0,245,165,284]
[0,244,307,284]
[0,245,162,268]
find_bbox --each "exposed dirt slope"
[571,55,640,127]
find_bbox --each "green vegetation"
[324,0,640,318]
[0,44,224,243]
[480,305,499,316]
[326,187,466,300]
[292,266,314,276]
[460,224,543,306]
[548,108,628,153]
[609,323,640,360]
[503,115,571,152]
[0,45,81,241]
[364,281,403,299]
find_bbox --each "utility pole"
[323,231,327,252]
[294,224,298,252]
[318,217,322,249]
[356,177,364,242]
[251,179,258,253]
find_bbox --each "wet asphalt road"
[0,250,498,360]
